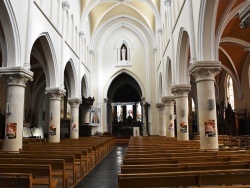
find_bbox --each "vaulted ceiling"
[81,0,160,35]
[217,0,250,82]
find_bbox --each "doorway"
[107,73,143,136]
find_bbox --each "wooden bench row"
[0,136,115,188]
[119,136,250,188]
[119,169,250,188]
[0,173,33,188]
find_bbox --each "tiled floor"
[74,145,127,188]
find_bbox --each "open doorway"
[107,73,143,136]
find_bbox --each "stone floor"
[74,145,127,188]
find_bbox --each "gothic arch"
[198,0,218,60]
[32,33,58,88]
[0,0,20,67]
[166,57,173,96]
[158,72,163,101]
[104,69,145,100]
[81,74,89,98]
[64,59,78,98]
[176,28,190,84]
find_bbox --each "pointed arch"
[159,72,163,101]
[64,59,78,98]
[198,0,218,60]
[0,0,21,67]
[166,57,173,96]
[33,33,59,88]
[81,74,89,98]
[104,69,145,99]
[176,27,190,84]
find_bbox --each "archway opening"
[107,73,143,136]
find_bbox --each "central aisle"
[75,145,127,188]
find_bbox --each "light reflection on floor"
[75,145,127,188]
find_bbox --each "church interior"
[1,0,250,187]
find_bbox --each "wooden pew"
[121,160,250,173]
[18,149,86,177]
[0,140,3,150]
[124,150,250,158]
[0,153,77,185]
[118,169,250,188]
[122,154,250,165]
[0,158,69,188]
[0,164,58,188]
[0,173,33,188]
[22,145,91,172]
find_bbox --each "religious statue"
[121,46,126,61]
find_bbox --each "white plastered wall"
[91,18,158,134]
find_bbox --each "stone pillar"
[0,68,33,151]
[69,98,82,139]
[103,98,108,132]
[162,96,175,137]
[46,88,66,143]
[143,102,150,135]
[171,84,191,140]
[156,102,166,136]
[189,61,221,150]
[80,97,95,125]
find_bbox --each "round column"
[189,61,221,150]
[156,102,166,136]
[172,84,191,140]
[162,96,175,137]
[2,69,33,151]
[46,89,65,143]
[69,98,82,139]
[103,98,108,132]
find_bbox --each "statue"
[121,46,126,60]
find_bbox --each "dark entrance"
[107,73,143,136]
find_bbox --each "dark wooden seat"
[0,173,33,188]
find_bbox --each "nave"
[75,145,127,188]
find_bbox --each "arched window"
[226,75,235,110]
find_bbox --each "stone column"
[69,98,82,139]
[162,96,175,137]
[171,84,191,140]
[80,97,95,125]
[189,61,221,150]
[45,88,66,143]
[156,102,166,136]
[0,68,33,151]
[103,98,108,132]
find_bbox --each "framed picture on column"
[205,119,216,137]
[91,108,101,126]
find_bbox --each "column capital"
[156,102,165,110]
[45,87,66,100]
[62,1,70,10]
[171,84,191,97]
[104,98,108,103]
[0,67,33,87]
[157,28,162,35]
[165,0,171,7]
[162,96,175,106]
[189,61,221,82]
[79,31,84,38]
[89,50,94,55]
[68,98,82,107]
